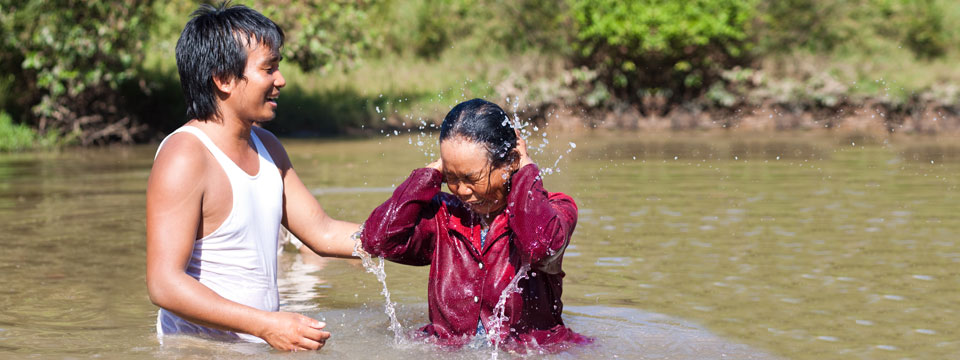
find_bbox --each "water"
[485,264,530,360]
[351,226,405,345]
[2,132,959,359]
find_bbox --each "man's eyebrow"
[261,53,282,65]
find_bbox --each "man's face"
[228,43,285,123]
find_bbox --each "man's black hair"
[175,2,284,121]
[439,98,519,169]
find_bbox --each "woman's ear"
[508,148,521,172]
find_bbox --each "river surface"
[0,132,958,359]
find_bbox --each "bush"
[0,0,157,145]
[252,0,376,73]
[372,0,569,59]
[571,0,757,109]
[757,0,950,60]
[0,0,382,145]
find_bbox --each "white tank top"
[153,126,284,343]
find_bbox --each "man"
[146,3,358,351]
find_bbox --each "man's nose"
[275,70,286,88]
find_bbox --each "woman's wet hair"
[439,98,519,168]
[175,2,284,121]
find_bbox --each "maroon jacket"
[361,164,590,351]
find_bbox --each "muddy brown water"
[1,132,957,359]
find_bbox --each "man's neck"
[191,113,256,151]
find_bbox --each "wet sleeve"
[505,164,578,272]
[361,168,442,266]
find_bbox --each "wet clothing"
[154,126,284,343]
[361,164,591,351]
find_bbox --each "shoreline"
[521,101,960,135]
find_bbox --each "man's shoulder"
[252,126,290,168]
[152,131,210,179]
[252,125,281,145]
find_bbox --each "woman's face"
[440,137,514,216]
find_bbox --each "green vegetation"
[2,0,960,150]
[571,0,757,107]
[0,111,61,152]
[0,0,156,146]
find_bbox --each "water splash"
[485,264,531,359]
[351,228,406,345]
[504,96,576,176]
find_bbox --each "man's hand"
[256,312,331,351]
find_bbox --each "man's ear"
[212,74,235,95]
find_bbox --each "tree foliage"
[374,0,569,59]
[0,0,156,145]
[0,0,378,145]
[570,0,757,108]
[758,0,950,59]
[253,0,376,73]
[1,0,959,148]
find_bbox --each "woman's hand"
[515,130,534,169]
[426,158,443,172]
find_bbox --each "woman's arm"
[361,167,443,265]
[505,163,578,273]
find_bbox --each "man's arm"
[146,134,329,350]
[255,128,360,258]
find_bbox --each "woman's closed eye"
[445,173,481,184]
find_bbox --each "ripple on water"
[629,207,649,216]
[657,207,683,217]
[594,257,633,267]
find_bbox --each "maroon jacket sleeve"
[505,164,578,273]
[361,168,442,266]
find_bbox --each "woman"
[361,98,590,352]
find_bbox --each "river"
[0,131,956,359]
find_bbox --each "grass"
[0,111,62,152]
